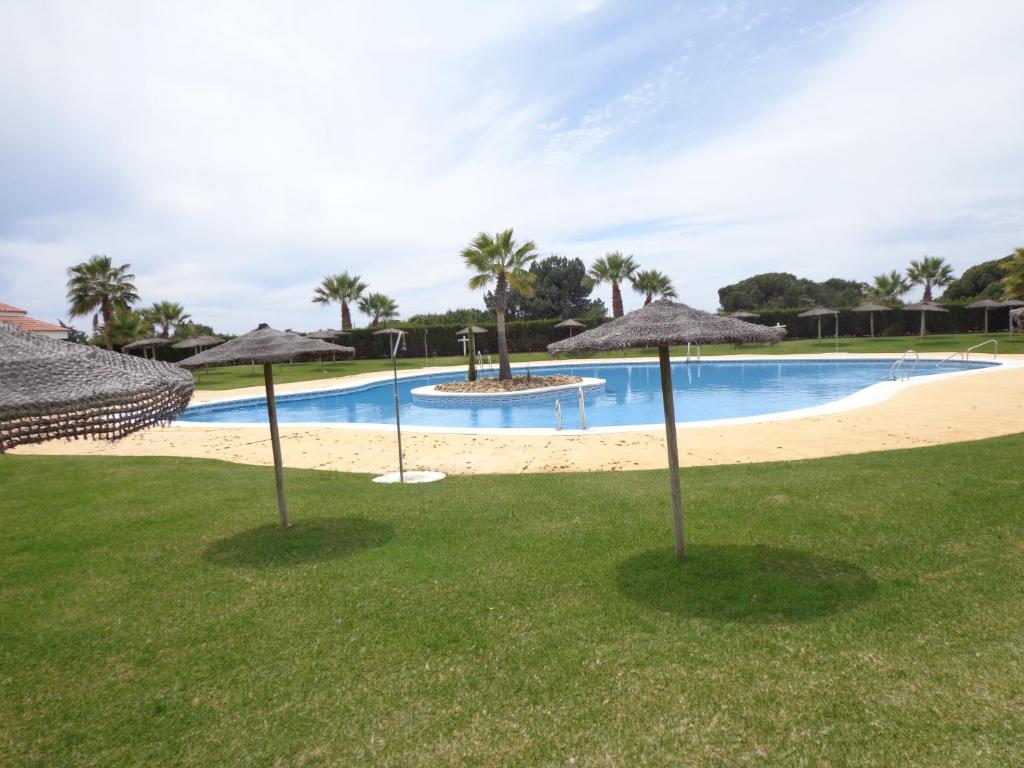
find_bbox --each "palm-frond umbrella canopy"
[797,306,838,340]
[729,310,757,319]
[1000,300,1024,336]
[851,302,889,338]
[122,336,172,360]
[178,324,354,527]
[171,335,225,351]
[547,299,785,558]
[903,301,948,338]
[966,299,1003,334]
[554,318,586,338]
[0,322,193,452]
[306,329,350,340]
[456,326,487,359]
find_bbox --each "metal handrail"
[889,349,919,381]
[936,351,964,368]
[577,386,587,430]
[554,400,563,431]
[966,339,998,360]
[685,343,702,363]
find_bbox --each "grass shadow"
[617,544,878,622]
[204,517,394,568]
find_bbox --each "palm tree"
[588,252,639,317]
[632,269,677,305]
[868,270,910,306]
[312,272,368,330]
[108,307,150,349]
[462,229,538,380]
[1002,247,1024,299]
[358,292,399,327]
[66,255,140,351]
[906,256,955,302]
[145,301,191,338]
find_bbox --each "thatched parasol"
[554,318,586,338]
[797,306,838,340]
[966,299,1003,334]
[306,329,350,340]
[851,302,889,338]
[1007,304,1024,337]
[122,336,172,360]
[457,325,487,362]
[172,335,225,352]
[547,299,784,559]
[178,324,354,527]
[1,322,193,452]
[729,310,757,319]
[903,301,948,338]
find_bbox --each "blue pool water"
[178,359,995,430]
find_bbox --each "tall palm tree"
[588,252,639,317]
[462,229,538,380]
[358,292,399,327]
[868,270,910,306]
[631,269,677,305]
[66,254,140,350]
[145,300,191,337]
[1002,247,1024,299]
[312,271,368,330]
[906,256,955,302]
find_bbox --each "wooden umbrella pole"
[658,346,686,559]
[263,363,289,527]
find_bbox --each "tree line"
[66,255,209,350]
[719,250,1024,311]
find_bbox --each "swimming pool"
[178,358,997,430]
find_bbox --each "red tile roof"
[0,302,27,314]
[2,315,66,333]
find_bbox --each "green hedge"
[140,303,1014,363]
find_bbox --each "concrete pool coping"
[12,352,1024,475]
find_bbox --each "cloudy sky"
[2,0,1023,333]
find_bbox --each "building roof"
[0,302,28,314]
[2,315,66,333]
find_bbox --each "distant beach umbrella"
[456,326,487,359]
[966,299,1003,334]
[903,302,948,338]
[171,335,225,352]
[1,322,193,452]
[729,310,757,319]
[851,302,889,338]
[548,299,784,559]
[554,318,586,338]
[1006,303,1024,337]
[797,306,839,341]
[122,336,172,360]
[178,324,354,527]
[306,329,350,340]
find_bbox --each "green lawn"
[192,332,1023,390]
[2,438,1023,766]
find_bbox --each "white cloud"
[1,0,1022,332]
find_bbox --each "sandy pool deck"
[12,353,1024,474]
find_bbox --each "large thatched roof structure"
[548,299,783,354]
[178,324,353,369]
[0,322,193,452]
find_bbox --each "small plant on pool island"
[462,229,538,380]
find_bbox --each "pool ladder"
[553,387,588,431]
[937,339,998,367]
[889,350,919,381]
